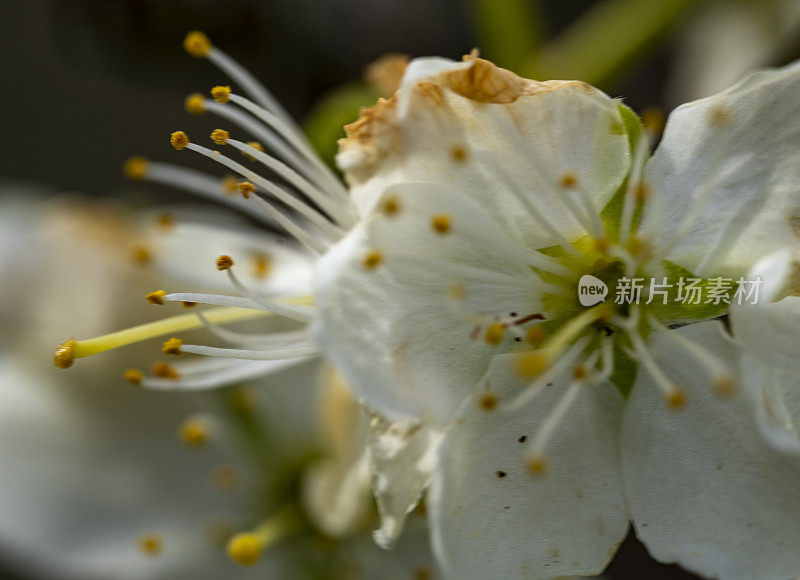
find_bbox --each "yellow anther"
[431,214,452,234]
[185,93,206,115]
[170,131,189,150]
[222,176,238,194]
[124,368,144,385]
[666,388,687,410]
[363,251,383,270]
[153,362,180,380]
[560,173,577,188]
[252,253,272,279]
[216,255,234,271]
[516,351,550,378]
[641,106,665,135]
[123,156,148,180]
[381,195,401,216]
[573,365,587,380]
[138,534,163,556]
[210,129,229,145]
[527,454,548,476]
[227,533,263,566]
[525,326,545,347]
[479,392,498,410]
[156,212,174,230]
[183,31,212,58]
[484,323,505,346]
[132,244,152,266]
[180,418,208,447]
[709,104,731,127]
[451,145,467,161]
[53,339,76,369]
[213,465,239,491]
[162,337,183,355]
[713,374,737,397]
[447,283,466,301]
[146,290,167,305]
[237,181,255,199]
[211,85,232,103]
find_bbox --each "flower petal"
[338,56,631,247]
[645,60,800,273]
[622,321,800,580]
[428,354,627,579]
[313,182,544,422]
[367,411,443,549]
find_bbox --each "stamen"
[625,325,686,410]
[222,268,315,322]
[183,31,211,58]
[178,343,318,360]
[194,309,309,347]
[484,323,505,346]
[226,92,348,199]
[153,362,180,380]
[124,368,144,385]
[135,161,280,227]
[525,351,603,476]
[619,131,651,245]
[179,417,208,447]
[647,314,737,396]
[212,85,231,103]
[131,244,152,266]
[161,292,311,315]
[146,290,167,305]
[162,337,183,355]
[226,136,353,227]
[381,195,401,216]
[123,156,148,180]
[170,131,190,150]
[216,255,235,271]
[201,99,316,181]
[185,93,206,115]
[559,174,604,239]
[142,358,305,391]
[138,534,163,556]
[184,141,341,243]
[431,214,452,234]
[503,336,591,412]
[363,251,383,270]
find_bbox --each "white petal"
[313,182,543,422]
[367,412,444,549]
[338,56,631,247]
[730,248,800,451]
[622,321,800,580]
[428,354,628,579]
[645,59,800,273]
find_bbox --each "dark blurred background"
[3,0,799,577]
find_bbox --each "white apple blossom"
[313,55,800,579]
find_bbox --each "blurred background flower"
[2,0,799,577]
